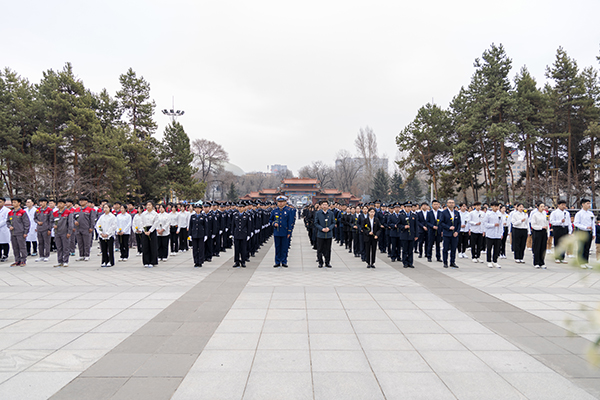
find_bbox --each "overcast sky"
[3,0,600,175]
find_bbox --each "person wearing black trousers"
[95,204,117,268]
[140,201,159,268]
[530,202,549,269]
[156,204,171,262]
[510,203,528,263]
[362,207,382,268]
[189,203,206,268]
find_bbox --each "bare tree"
[191,139,229,183]
[298,161,335,188]
[334,149,362,193]
[354,126,379,193]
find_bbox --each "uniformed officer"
[202,203,213,262]
[386,203,402,262]
[232,203,251,268]
[270,196,293,268]
[399,201,418,268]
[439,199,461,268]
[7,198,30,267]
[189,202,206,268]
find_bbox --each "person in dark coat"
[362,207,382,268]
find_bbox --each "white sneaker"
[76,257,85,261]
[494,263,501,268]
[463,254,469,259]
[35,258,43,262]
[479,259,485,263]
[555,259,561,264]
[84,257,90,261]
[43,258,49,262]
[137,253,142,257]
[487,263,493,268]
[542,266,547,269]
[171,253,177,256]
[62,264,68,268]
[581,264,589,269]
[587,264,594,269]
[535,265,541,269]
[472,258,478,263]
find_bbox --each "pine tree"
[389,171,405,202]
[371,168,389,202]
[226,182,238,202]
[161,122,205,200]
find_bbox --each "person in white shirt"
[114,202,132,261]
[0,198,10,261]
[25,198,38,256]
[169,204,180,254]
[177,203,189,252]
[511,203,529,263]
[483,202,503,268]
[458,202,470,258]
[574,198,596,268]
[132,206,144,256]
[530,202,549,269]
[469,202,485,263]
[498,205,510,259]
[549,200,572,263]
[95,203,118,267]
[141,201,159,268]
[156,204,171,261]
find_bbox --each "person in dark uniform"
[314,200,335,268]
[399,202,418,268]
[270,196,293,268]
[362,207,382,268]
[202,203,213,262]
[189,202,206,268]
[386,203,402,262]
[232,203,251,268]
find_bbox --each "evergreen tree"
[371,168,389,202]
[405,177,423,202]
[226,182,239,202]
[389,171,405,202]
[161,122,205,200]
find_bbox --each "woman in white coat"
[95,204,118,267]
[156,204,171,261]
[0,198,10,261]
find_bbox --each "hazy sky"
[2,1,600,175]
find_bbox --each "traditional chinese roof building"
[240,178,360,205]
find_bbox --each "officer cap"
[393,202,401,208]
[404,201,413,207]
[276,196,287,202]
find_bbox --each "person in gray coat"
[314,200,335,268]
[7,198,30,267]
[53,199,73,268]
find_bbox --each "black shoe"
[273,264,280,268]
[427,258,432,262]
[241,264,246,268]
[371,265,376,268]
[450,264,459,268]
[282,264,288,268]
[403,265,408,268]
[325,264,332,268]
[233,263,240,268]
[408,265,414,268]
[443,264,448,268]
[418,255,422,258]
[318,264,323,268]
[437,258,442,262]
[354,254,360,257]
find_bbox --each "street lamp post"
[161,96,184,123]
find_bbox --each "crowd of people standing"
[0,196,279,269]
[301,198,599,270]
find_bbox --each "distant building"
[269,164,289,175]
[508,151,526,186]
[239,177,360,205]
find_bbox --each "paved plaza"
[1,231,600,399]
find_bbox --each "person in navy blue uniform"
[399,202,418,268]
[416,203,429,258]
[232,203,251,268]
[439,199,461,268]
[386,203,402,262]
[270,196,293,268]
[362,207,382,268]
[189,202,206,268]
[202,203,213,262]
[425,200,442,262]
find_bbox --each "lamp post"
[161,96,184,123]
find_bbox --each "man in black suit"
[362,207,382,268]
[399,202,418,268]
[386,203,402,262]
[416,202,429,258]
[425,200,442,262]
[439,199,461,268]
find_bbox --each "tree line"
[0,63,205,202]
[397,44,600,207]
